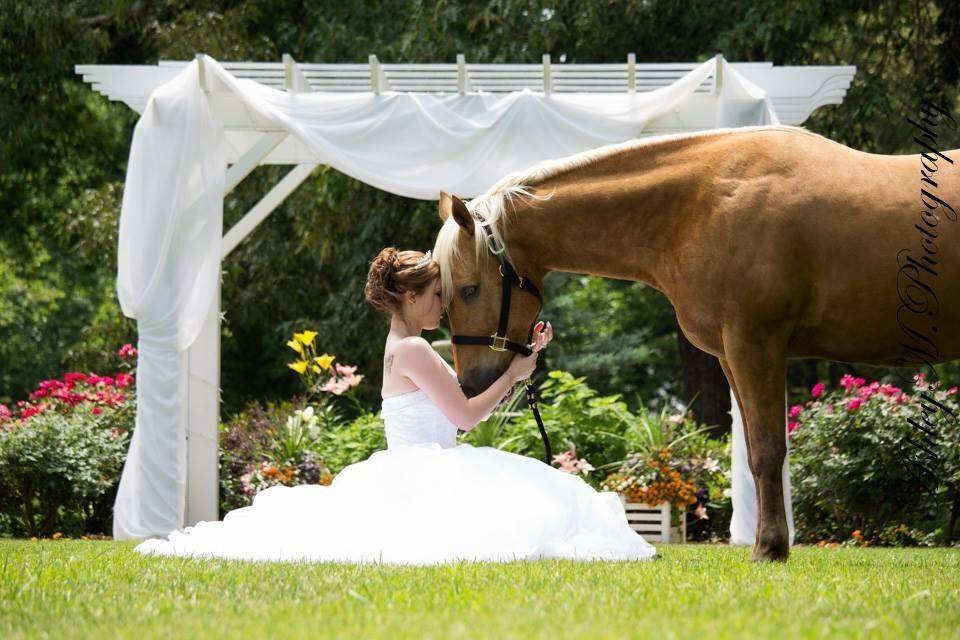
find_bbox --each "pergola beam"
[224,131,288,195]
[221,163,319,259]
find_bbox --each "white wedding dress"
[135,372,657,565]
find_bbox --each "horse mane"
[433,123,824,308]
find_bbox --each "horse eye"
[460,285,478,300]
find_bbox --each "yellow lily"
[312,365,323,374]
[295,330,319,347]
[286,339,303,355]
[314,353,335,370]
[287,360,309,374]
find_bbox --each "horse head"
[433,191,544,398]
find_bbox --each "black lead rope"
[524,380,553,465]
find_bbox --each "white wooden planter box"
[618,495,686,543]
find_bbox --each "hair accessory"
[412,250,432,268]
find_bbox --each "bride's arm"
[391,337,516,430]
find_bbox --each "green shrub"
[496,370,634,484]
[0,410,128,537]
[0,352,137,538]
[316,411,386,475]
[789,373,960,545]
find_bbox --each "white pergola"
[75,54,855,539]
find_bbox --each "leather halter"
[450,214,544,356]
[449,212,552,465]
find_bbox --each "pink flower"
[858,382,880,400]
[31,379,67,400]
[343,373,364,388]
[694,504,709,520]
[947,386,958,396]
[63,372,88,387]
[840,374,865,391]
[20,404,44,420]
[114,372,135,388]
[879,384,902,398]
[825,403,835,413]
[787,420,799,433]
[91,406,102,416]
[847,397,864,411]
[0,405,10,421]
[811,382,826,398]
[118,343,138,359]
[552,447,595,475]
[789,404,803,418]
[320,377,351,395]
[334,363,357,377]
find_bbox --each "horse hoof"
[749,542,790,563]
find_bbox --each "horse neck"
[500,138,708,296]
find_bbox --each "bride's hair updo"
[364,247,440,315]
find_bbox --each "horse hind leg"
[721,328,790,562]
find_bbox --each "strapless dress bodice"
[380,371,459,449]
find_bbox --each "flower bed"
[0,344,138,537]
[789,372,960,546]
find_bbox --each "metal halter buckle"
[485,232,506,255]
[489,333,509,352]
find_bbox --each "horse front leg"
[721,328,790,562]
[718,356,762,546]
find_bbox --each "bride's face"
[406,276,444,330]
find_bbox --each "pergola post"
[184,58,318,525]
[185,279,221,525]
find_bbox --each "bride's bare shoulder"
[392,336,431,357]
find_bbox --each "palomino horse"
[432,122,959,562]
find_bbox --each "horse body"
[435,124,959,562]
[505,127,960,365]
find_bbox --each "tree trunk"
[944,487,960,546]
[674,312,731,437]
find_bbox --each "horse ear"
[439,191,474,236]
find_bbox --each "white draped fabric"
[728,388,796,546]
[113,53,792,543]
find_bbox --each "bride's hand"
[507,321,553,383]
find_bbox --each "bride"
[134,248,657,565]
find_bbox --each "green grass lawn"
[2,540,958,639]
